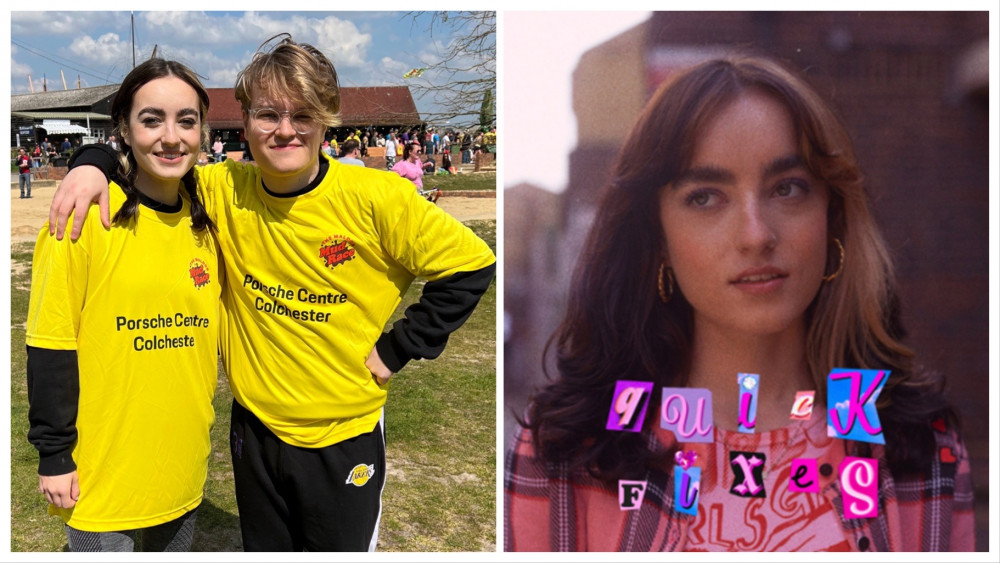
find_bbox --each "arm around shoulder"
[50,144,119,240]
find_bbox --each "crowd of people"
[316,125,497,174]
[15,124,496,211]
[13,137,78,168]
[17,125,497,177]
[13,137,82,199]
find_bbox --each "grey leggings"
[65,507,198,552]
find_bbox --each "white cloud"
[69,32,130,66]
[12,57,33,77]
[140,11,225,43]
[12,11,125,36]
[11,45,32,82]
[306,17,372,68]
[380,56,407,74]
[132,12,373,70]
[207,67,242,89]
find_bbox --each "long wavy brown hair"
[523,54,954,481]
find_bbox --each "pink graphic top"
[505,410,975,552]
[391,159,424,188]
[684,412,845,551]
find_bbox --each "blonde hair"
[234,33,341,128]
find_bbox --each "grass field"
[9,220,497,552]
[429,171,495,192]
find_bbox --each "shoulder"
[37,183,126,255]
[505,426,562,523]
[889,421,975,549]
[505,426,581,489]
[888,420,972,497]
[195,159,255,193]
[927,423,971,483]
[506,427,545,477]
[330,157,414,199]
[106,181,128,213]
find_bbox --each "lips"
[155,151,186,160]
[730,266,788,285]
[735,273,783,283]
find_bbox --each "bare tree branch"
[405,11,495,128]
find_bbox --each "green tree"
[479,88,495,130]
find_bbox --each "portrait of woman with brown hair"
[504,54,973,552]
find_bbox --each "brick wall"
[30,165,70,181]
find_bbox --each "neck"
[134,170,182,206]
[261,158,320,194]
[687,317,814,432]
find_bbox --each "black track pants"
[229,400,386,551]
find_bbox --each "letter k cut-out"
[827,368,888,444]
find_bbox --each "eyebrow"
[136,107,166,118]
[674,165,732,186]
[763,154,805,178]
[136,107,199,118]
[673,154,805,188]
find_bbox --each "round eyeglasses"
[249,108,317,135]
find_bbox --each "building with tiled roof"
[11,84,119,147]
[205,86,420,129]
[204,86,421,156]
[11,84,119,113]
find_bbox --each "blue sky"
[10,11,493,127]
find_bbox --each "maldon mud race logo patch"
[189,258,211,289]
[319,235,356,269]
[346,463,375,487]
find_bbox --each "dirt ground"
[10,183,496,243]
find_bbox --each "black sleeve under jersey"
[26,346,80,476]
[67,143,118,182]
[375,262,496,373]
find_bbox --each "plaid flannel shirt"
[504,422,974,552]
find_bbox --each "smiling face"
[659,89,830,338]
[122,75,202,195]
[406,142,423,163]
[244,91,324,193]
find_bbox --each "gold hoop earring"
[823,238,845,282]
[658,262,674,303]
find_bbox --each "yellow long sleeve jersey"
[26,184,221,531]
[196,154,495,448]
